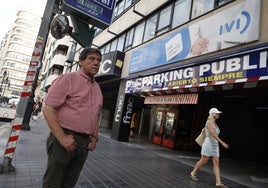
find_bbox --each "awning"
[144,93,198,104]
[134,79,268,98]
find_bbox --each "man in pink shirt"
[42,48,103,188]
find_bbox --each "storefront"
[111,0,268,163]
[95,51,125,129]
[145,94,198,149]
[122,45,268,162]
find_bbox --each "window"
[117,1,125,15]
[117,34,125,52]
[217,0,233,7]
[157,5,172,35]
[125,0,132,8]
[104,43,111,54]
[110,39,118,52]
[172,0,191,28]
[133,21,145,47]
[144,14,157,42]
[191,0,215,19]
[100,48,105,55]
[51,67,60,75]
[99,0,233,53]
[113,0,134,19]
[113,4,119,17]
[125,28,134,51]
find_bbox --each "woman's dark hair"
[79,47,102,61]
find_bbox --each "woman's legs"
[212,156,222,185]
[191,155,209,176]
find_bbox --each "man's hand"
[87,136,97,151]
[58,134,77,153]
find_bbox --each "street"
[0,118,267,188]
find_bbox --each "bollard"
[0,124,21,174]
[0,157,15,174]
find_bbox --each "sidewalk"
[0,118,267,188]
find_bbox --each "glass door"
[153,111,164,145]
[162,109,177,148]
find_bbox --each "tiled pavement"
[0,118,267,188]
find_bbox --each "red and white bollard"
[0,124,22,174]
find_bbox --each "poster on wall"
[129,0,261,74]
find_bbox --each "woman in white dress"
[190,108,229,188]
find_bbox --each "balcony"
[49,54,66,68]
[54,37,71,47]
[41,74,59,90]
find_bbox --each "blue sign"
[126,49,268,93]
[62,0,116,28]
[129,0,260,74]
[129,28,191,74]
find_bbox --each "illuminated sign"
[62,0,116,29]
[126,49,268,93]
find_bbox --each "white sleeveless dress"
[201,124,220,157]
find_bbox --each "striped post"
[0,124,22,174]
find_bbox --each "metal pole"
[2,78,9,98]
[0,70,7,98]
[21,0,56,130]
[65,41,77,73]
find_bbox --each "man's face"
[80,53,101,77]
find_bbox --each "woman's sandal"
[216,184,229,188]
[189,173,198,182]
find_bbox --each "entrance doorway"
[152,105,178,148]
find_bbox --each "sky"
[0,0,47,40]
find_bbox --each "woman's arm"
[206,120,229,149]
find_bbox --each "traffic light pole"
[20,0,97,130]
[21,0,56,130]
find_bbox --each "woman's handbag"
[195,128,206,146]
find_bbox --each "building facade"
[91,0,268,164]
[0,9,42,102]
[39,0,268,164]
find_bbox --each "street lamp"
[2,77,10,98]
[0,70,7,103]
[0,70,7,92]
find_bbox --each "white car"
[8,98,20,106]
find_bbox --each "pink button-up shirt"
[44,70,103,135]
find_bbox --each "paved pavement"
[0,118,267,188]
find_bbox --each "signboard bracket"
[69,16,95,48]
